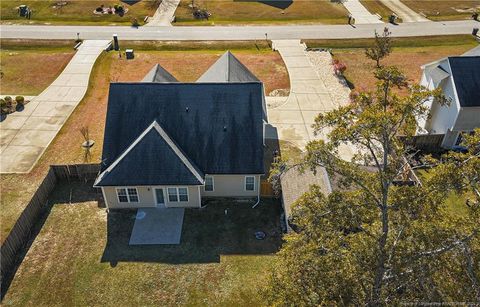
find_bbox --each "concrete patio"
[0,40,110,173]
[129,207,185,245]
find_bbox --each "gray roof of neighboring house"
[197,51,260,83]
[95,122,204,186]
[280,166,332,220]
[99,82,265,185]
[142,64,178,83]
[448,56,480,107]
[462,45,480,56]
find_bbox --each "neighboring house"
[94,52,266,209]
[417,49,480,149]
[280,166,332,232]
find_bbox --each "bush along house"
[94,52,267,209]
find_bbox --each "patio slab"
[129,207,185,245]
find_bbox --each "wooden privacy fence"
[260,181,275,197]
[0,163,100,294]
[400,134,444,152]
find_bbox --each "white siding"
[200,174,260,198]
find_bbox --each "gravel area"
[306,51,351,109]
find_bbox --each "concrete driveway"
[129,207,185,245]
[267,40,355,160]
[0,40,110,173]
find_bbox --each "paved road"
[1,20,478,40]
[0,40,110,173]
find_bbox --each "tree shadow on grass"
[101,198,283,265]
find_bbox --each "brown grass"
[0,49,74,95]
[174,0,349,25]
[0,0,157,25]
[334,44,476,92]
[401,0,479,20]
[0,43,288,243]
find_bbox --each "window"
[178,188,189,202]
[205,176,214,191]
[245,176,255,191]
[168,188,178,202]
[167,187,189,202]
[116,187,139,203]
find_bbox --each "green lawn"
[174,0,349,25]
[0,0,156,25]
[2,181,282,306]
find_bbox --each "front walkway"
[267,40,355,160]
[0,40,110,173]
[378,0,430,22]
[342,0,383,24]
[145,0,181,26]
[129,207,185,245]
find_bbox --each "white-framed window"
[116,187,139,203]
[167,187,189,202]
[245,176,255,191]
[204,176,214,192]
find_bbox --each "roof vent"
[223,125,227,131]
[186,107,189,113]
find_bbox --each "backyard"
[174,0,349,25]
[0,40,289,244]
[0,0,157,25]
[401,0,479,21]
[2,180,282,305]
[305,35,478,91]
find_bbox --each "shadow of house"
[121,0,141,5]
[1,180,102,300]
[101,199,283,265]
[234,0,293,10]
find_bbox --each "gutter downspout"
[252,177,261,208]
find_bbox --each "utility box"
[113,34,119,51]
[473,27,479,36]
[126,49,134,59]
[19,5,28,17]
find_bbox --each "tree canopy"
[266,64,479,305]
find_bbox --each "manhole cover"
[255,231,266,240]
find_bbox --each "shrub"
[3,96,15,113]
[333,60,347,75]
[15,95,25,105]
[131,17,140,27]
[0,99,7,115]
[95,7,103,12]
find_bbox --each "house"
[94,52,266,209]
[417,49,480,149]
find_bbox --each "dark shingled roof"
[448,56,480,108]
[197,51,260,83]
[96,122,203,186]
[98,82,264,185]
[142,64,178,83]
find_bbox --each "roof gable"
[95,121,204,186]
[142,64,178,83]
[448,56,480,108]
[197,51,260,83]
[101,82,265,175]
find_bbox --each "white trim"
[152,122,204,184]
[197,186,202,208]
[244,176,255,191]
[94,120,204,187]
[101,187,109,209]
[116,187,139,203]
[153,187,166,207]
[167,187,189,203]
[204,175,214,192]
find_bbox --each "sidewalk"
[0,40,110,173]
